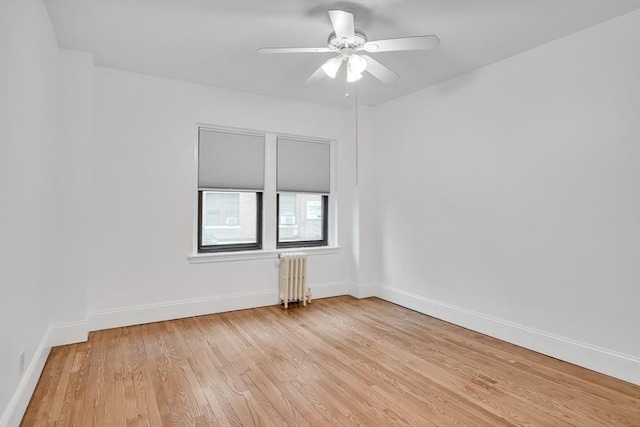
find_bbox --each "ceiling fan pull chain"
[355,84,359,186]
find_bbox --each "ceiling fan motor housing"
[328,29,367,51]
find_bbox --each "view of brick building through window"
[200,191,324,246]
[278,193,324,243]
[201,192,257,245]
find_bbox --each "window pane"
[201,191,258,246]
[279,194,296,224]
[278,194,325,243]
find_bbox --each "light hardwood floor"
[22,296,639,426]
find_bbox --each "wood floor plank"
[20,346,64,426]
[21,296,640,426]
[52,345,83,426]
[76,332,102,426]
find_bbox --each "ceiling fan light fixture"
[347,54,365,82]
[347,71,363,82]
[348,53,367,75]
[321,57,343,78]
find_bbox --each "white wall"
[349,105,382,294]
[53,49,93,331]
[0,0,59,423]
[374,10,640,383]
[88,67,356,325]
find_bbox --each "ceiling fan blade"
[257,47,333,54]
[363,35,440,52]
[305,65,326,85]
[328,9,355,41]
[360,55,399,84]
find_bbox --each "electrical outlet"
[19,350,25,375]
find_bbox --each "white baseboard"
[88,289,278,331]
[348,282,378,299]
[308,281,348,300]
[48,320,88,347]
[0,328,52,427]
[377,285,640,385]
[88,282,350,332]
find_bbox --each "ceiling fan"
[257,9,440,84]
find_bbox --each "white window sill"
[188,246,341,264]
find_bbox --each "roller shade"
[198,128,265,190]
[277,137,330,193]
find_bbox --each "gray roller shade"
[198,128,265,190]
[277,137,330,193]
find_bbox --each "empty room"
[1,0,639,425]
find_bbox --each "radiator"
[279,252,311,309]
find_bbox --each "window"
[276,137,330,248]
[279,194,297,225]
[195,126,332,254]
[277,193,328,247]
[199,191,262,251]
[198,128,264,252]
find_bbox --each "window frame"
[276,193,328,249]
[197,190,263,253]
[193,124,337,258]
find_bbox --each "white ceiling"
[45,0,639,108]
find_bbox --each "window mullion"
[263,133,278,250]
